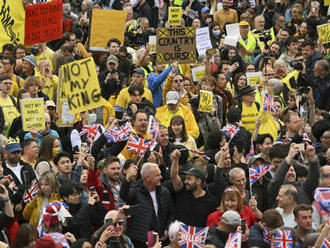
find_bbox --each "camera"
[290,61,304,71]
[255,30,272,44]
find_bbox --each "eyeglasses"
[2,82,12,85]
[174,79,183,83]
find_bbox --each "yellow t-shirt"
[159,107,185,127]
[0,96,20,128]
[35,72,58,101]
[241,102,259,133]
[115,87,153,109]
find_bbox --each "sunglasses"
[174,79,183,83]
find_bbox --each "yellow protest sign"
[89,9,126,51]
[317,23,330,44]
[325,0,330,6]
[20,98,45,132]
[61,58,103,114]
[246,72,262,85]
[0,0,25,52]
[191,66,205,82]
[169,7,182,26]
[198,90,213,112]
[174,0,183,6]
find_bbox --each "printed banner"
[89,9,126,52]
[60,58,103,114]
[20,98,45,131]
[317,23,330,44]
[0,0,25,51]
[169,7,182,26]
[156,27,196,64]
[24,1,63,45]
[198,90,213,112]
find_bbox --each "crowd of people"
[0,0,330,247]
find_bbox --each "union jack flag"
[322,238,330,248]
[221,124,240,139]
[177,224,208,248]
[189,149,211,160]
[314,187,330,213]
[23,179,39,203]
[249,164,274,185]
[262,93,276,113]
[245,142,255,163]
[104,126,119,143]
[147,115,160,138]
[80,124,103,140]
[273,229,293,248]
[262,227,271,245]
[116,122,133,141]
[303,132,311,142]
[225,231,241,248]
[126,136,151,154]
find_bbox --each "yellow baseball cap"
[239,20,250,26]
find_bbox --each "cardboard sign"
[60,58,103,114]
[0,0,25,51]
[169,7,182,26]
[156,27,196,64]
[20,98,45,131]
[317,23,330,44]
[198,90,213,112]
[24,1,63,45]
[90,9,126,52]
[246,72,262,85]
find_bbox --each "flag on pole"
[177,224,208,248]
[262,227,271,245]
[249,164,274,185]
[303,132,311,142]
[189,149,211,160]
[273,229,293,248]
[80,124,103,140]
[245,142,255,163]
[104,126,119,143]
[147,115,160,138]
[314,187,330,213]
[116,122,133,141]
[262,93,276,113]
[23,179,39,203]
[321,238,330,248]
[225,231,242,248]
[221,124,240,139]
[126,136,151,154]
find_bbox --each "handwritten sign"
[317,23,330,44]
[169,7,182,26]
[156,27,196,64]
[60,58,103,114]
[20,98,45,131]
[24,1,63,45]
[0,0,25,51]
[90,9,127,51]
[198,90,213,112]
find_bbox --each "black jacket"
[205,225,229,248]
[120,179,173,242]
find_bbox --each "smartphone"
[241,219,246,234]
[123,204,140,216]
[115,111,123,120]
[90,186,96,192]
[147,231,157,247]
[79,142,88,153]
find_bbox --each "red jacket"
[207,205,257,227]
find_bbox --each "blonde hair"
[23,76,41,90]
[38,171,60,196]
[218,186,243,213]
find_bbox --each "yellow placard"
[317,23,330,44]
[195,70,205,81]
[325,0,330,6]
[60,58,103,114]
[0,0,25,52]
[198,90,213,112]
[248,76,260,85]
[174,0,183,5]
[169,7,182,26]
[89,9,127,51]
[20,98,45,132]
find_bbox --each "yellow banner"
[60,58,103,114]
[0,0,25,51]
[20,98,45,132]
[89,9,126,52]
[317,23,330,44]
[169,7,182,26]
[198,90,213,112]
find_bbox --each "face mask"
[31,48,39,55]
[213,30,221,37]
[89,113,97,123]
[52,147,60,157]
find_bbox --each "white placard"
[195,27,213,57]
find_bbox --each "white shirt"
[150,191,158,216]
[6,163,23,184]
[276,207,296,228]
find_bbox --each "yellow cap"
[239,20,250,26]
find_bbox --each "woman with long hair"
[168,115,197,158]
[38,135,60,172]
[12,223,38,248]
[23,171,62,227]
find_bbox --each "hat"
[239,20,250,26]
[45,100,56,108]
[106,55,118,65]
[5,137,22,154]
[36,236,62,248]
[201,7,210,13]
[221,210,241,226]
[239,85,255,97]
[23,55,37,67]
[132,67,145,77]
[248,154,266,166]
[166,91,179,105]
[183,167,206,181]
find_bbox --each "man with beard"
[88,155,124,211]
[2,138,36,211]
[170,149,218,227]
[213,0,238,33]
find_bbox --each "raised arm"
[170,149,184,192]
